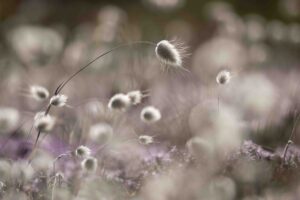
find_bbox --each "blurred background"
[0,0,300,199]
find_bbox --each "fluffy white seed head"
[138,135,154,145]
[30,85,49,101]
[75,145,91,158]
[50,94,68,107]
[216,70,231,85]
[89,123,113,144]
[107,93,131,111]
[81,157,98,173]
[155,40,183,67]
[0,107,20,133]
[127,90,143,105]
[34,112,55,132]
[140,106,161,123]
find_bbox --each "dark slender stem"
[55,41,155,94]
[282,111,300,163]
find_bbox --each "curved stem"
[33,41,155,147]
[55,41,155,94]
[282,111,300,163]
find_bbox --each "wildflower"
[108,93,131,111]
[30,85,49,101]
[50,94,68,107]
[155,40,183,67]
[127,90,143,105]
[216,70,231,85]
[0,107,19,133]
[139,135,154,145]
[89,123,113,144]
[34,112,55,132]
[75,145,91,158]
[81,157,98,173]
[140,106,161,123]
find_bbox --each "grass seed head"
[30,85,49,101]
[89,123,113,144]
[75,145,91,158]
[108,93,131,111]
[0,107,20,133]
[34,112,55,132]
[216,70,231,85]
[81,157,98,173]
[127,90,143,105]
[138,135,154,145]
[50,94,68,107]
[155,40,183,67]
[141,106,161,123]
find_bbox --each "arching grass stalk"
[33,41,156,146]
[282,110,300,164]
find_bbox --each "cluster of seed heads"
[74,145,98,173]
[27,39,187,178]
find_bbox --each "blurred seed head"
[247,43,269,64]
[8,25,63,66]
[216,69,231,85]
[204,1,234,22]
[11,161,34,181]
[189,101,243,153]
[95,6,127,43]
[108,93,131,111]
[139,135,154,145]
[30,85,49,101]
[89,123,113,144]
[34,112,55,132]
[0,160,11,182]
[279,0,300,17]
[288,23,300,44]
[186,136,215,160]
[223,73,277,119]
[0,107,20,133]
[31,151,53,171]
[209,176,236,200]
[155,40,183,67]
[140,106,161,123]
[267,20,287,42]
[127,90,143,105]
[232,159,273,184]
[0,181,4,191]
[245,15,266,42]
[143,0,185,12]
[81,157,98,173]
[75,145,91,158]
[50,94,68,107]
